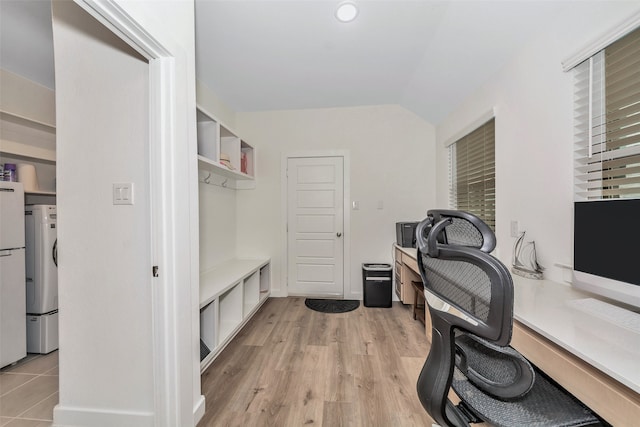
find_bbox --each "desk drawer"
[394,248,403,263]
[404,253,419,274]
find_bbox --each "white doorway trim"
[281,150,351,299]
[63,1,201,426]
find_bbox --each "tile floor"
[0,351,58,427]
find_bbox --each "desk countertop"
[512,275,640,394]
[395,245,640,394]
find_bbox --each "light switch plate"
[113,183,134,205]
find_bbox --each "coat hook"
[204,173,211,184]
[222,179,228,187]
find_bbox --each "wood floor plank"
[322,401,356,427]
[198,298,435,427]
[323,340,356,403]
[352,354,387,427]
[283,362,325,426]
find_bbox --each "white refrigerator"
[0,181,26,368]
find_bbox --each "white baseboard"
[270,289,288,297]
[53,405,154,427]
[193,394,206,425]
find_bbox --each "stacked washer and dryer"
[25,204,58,354]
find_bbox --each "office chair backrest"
[416,210,511,339]
[415,210,514,426]
[423,209,496,253]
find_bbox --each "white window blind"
[449,118,495,229]
[574,26,640,201]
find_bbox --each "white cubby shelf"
[196,105,255,184]
[199,258,270,371]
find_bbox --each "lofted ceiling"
[194,0,580,124]
[0,1,611,124]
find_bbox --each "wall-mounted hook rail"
[198,171,235,189]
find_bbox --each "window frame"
[573,26,640,201]
[448,118,496,229]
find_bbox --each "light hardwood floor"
[198,297,435,426]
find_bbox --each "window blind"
[449,118,495,229]
[574,26,640,200]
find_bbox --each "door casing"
[56,1,203,425]
[281,150,351,299]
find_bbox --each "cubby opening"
[240,141,254,177]
[218,283,243,343]
[260,264,270,302]
[196,109,219,162]
[243,272,259,317]
[199,301,217,362]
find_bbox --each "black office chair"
[415,210,601,427]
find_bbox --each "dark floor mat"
[304,298,360,313]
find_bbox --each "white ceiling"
[0,0,55,89]
[0,0,603,124]
[194,0,578,124]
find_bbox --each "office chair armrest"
[455,333,535,401]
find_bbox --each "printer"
[396,222,419,248]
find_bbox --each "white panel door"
[287,157,344,297]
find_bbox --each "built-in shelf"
[196,105,255,184]
[199,258,270,371]
[0,110,55,131]
[198,155,254,181]
[25,190,56,196]
[0,140,55,163]
[196,102,264,371]
[1,110,56,163]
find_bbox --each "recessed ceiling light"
[335,1,358,23]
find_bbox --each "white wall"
[435,3,640,283]
[196,81,239,272]
[52,0,200,426]
[199,181,237,271]
[52,1,154,423]
[236,105,436,299]
[97,2,202,424]
[196,80,236,130]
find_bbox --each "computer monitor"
[573,199,640,309]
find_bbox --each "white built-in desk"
[511,275,640,426]
[397,246,640,426]
[512,276,640,394]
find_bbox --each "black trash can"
[362,263,393,307]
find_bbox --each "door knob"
[337,232,342,237]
